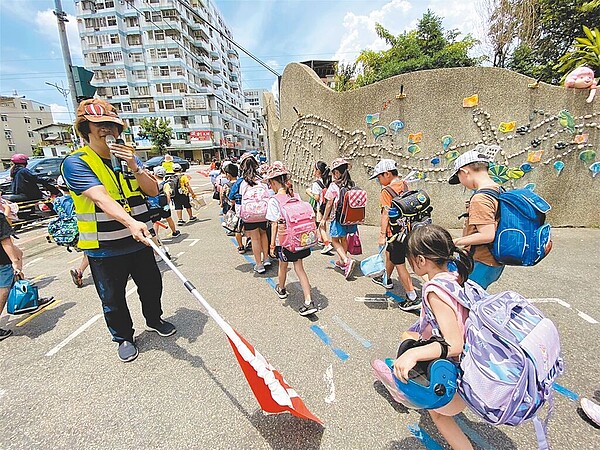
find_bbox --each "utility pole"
[53,0,79,114]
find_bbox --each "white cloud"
[51,103,72,124]
[334,0,413,64]
[270,79,279,102]
[34,10,83,61]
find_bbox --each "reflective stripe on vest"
[64,145,150,250]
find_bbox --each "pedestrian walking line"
[455,416,497,450]
[407,424,444,450]
[24,257,43,268]
[45,314,102,357]
[553,383,579,401]
[310,325,349,361]
[331,315,372,349]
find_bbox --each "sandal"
[70,269,84,288]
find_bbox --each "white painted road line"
[24,257,44,268]
[126,286,137,297]
[354,297,390,303]
[184,239,200,247]
[45,314,102,357]
[175,252,185,258]
[529,297,598,324]
[324,364,335,404]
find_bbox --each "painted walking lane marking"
[407,424,444,450]
[455,416,497,450]
[310,324,349,361]
[45,314,102,357]
[331,315,372,349]
[184,239,200,247]
[324,364,335,404]
[553,383,579,401]
[529,297,599,324]
[24,257,43,268]
[16,300,60,327]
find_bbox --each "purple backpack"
[421,277,563,450]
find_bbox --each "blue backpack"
[47,196,79,250]
[477,188,552,266]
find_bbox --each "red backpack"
[336,186,367,225]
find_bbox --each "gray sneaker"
[299,302,318,316]
[118,341,139,362]
[254,263,266,274]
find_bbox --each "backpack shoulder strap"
[316,179,325,189]
[475,187,501,200]
[383,185,397,199]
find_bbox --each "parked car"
[0,156,65,193]
[144,155,190,172]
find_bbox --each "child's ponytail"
[450,245,474,286]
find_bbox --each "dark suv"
[0,157,64,192]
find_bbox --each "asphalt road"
[1,168,598,449]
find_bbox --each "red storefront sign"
[190,130,213,142]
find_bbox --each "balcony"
[213,77,223,87]
[227,48,239,59]
[230,81,239,90]
[209,50,219,60]
[211,62,221,73]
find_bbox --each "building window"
[107,16,117,26]
[37,118,43,125]
[137,86,150,96]
[21,103,28,110]
[122,102,132,112]
[39,106,45,111]
[24,117,31,124]
[130,52,143,62]
[28,131,34,137]
[110,34,120,44]
[0,115,7,122]
[8,144,16,152]
[119,86,129,95]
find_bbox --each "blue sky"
[0,0,484,122]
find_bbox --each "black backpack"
[385,186,433,243]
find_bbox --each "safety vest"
[63,146,151,250]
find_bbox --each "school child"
[321,158,357,279]
[238,153,270,273]
[151,167,180,238]
[52,177,90,288]
[265,162,317,316]
[307,161,333,255]
[171,163,198,226]
[370,159,421,311]
[448,146,504,288]
[394,224,475,450]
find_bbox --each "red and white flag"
[226,328,323,424]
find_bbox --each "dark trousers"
[88,246,163,343]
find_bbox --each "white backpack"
[240,183,269,223]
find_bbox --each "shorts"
[173,195,191,210]
[469,261,505,289]
[386,239,407,265]
[243,221,268,232]
[276,246,310,263]
[329,219,358,238]
[0,264,14,288]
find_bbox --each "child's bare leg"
[331,237,348,265]
[259,228,269,262]
[395,263,415,292]
[428,410,473,450]
[278,260,288,288]
[235,232,243,248]
[292,260,312,302]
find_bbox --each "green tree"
[333,62,357,92]
[554,26,600,79]
[483,0,599,83]
[337,10,483,91]
[139,117,173,154]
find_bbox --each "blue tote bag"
[7,278,40,315]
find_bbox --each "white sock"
[406,291,417,301]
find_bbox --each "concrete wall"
[264,63,600,228]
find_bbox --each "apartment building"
[75,0,259,162]
[0,96,53,165]
[244,88,269,159]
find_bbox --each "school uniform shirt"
[379,179,407,237]
[265,196,283,246]
[311,180,324,208]
[324,182,341,221]
[463,190,501,267]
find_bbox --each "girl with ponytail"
[384,224,474,449]
[264,162,317,317]
[307,161,333,254]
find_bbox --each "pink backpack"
[275,194,318,252]
[240,183,270,223]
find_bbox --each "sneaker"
[146,319,177,337]
[398,296,422,312]
[245,239,252,250]
[254,264,266,274]
[237,246,246,254]
[320,244,334,255]
[581,398,600,426]
[263,258,272,268]
[188,216,198,222]
[299,302,318,316]
[118,341,139,362]
[226,231,235,236]
[177,220,185,226]
[36,297,55,309]
[0,328,13,341]
[275,285,288,299]
[70,268,83,288]
[372,275,393,289]
[334,260,345,270]
[344,259,356,279]
[172,230,181,237]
